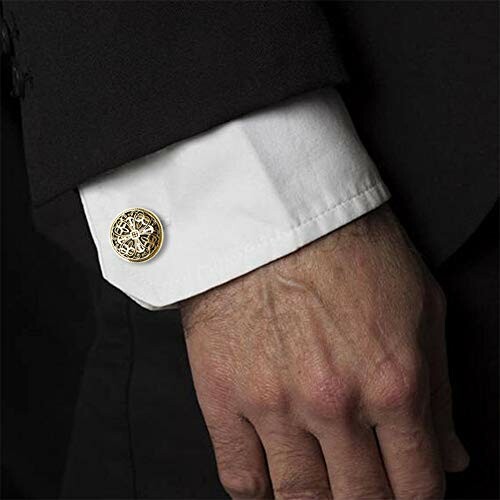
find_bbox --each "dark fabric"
[441,204,499,499]
[1,1,347,205]
[60,281,137,499]
[60,277,226,499]
[1,55,97,498]
[326,1,498,264]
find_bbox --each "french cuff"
[79,88,390,310]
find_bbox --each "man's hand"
[180,204,469,499]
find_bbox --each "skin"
[180,204,469,499]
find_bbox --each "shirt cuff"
[78,87,390,310]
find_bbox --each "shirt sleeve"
[78,87,390,310]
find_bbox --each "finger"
[256,419,332,499]
[205,410,272,499]
[375,402,445,499]
[316,421,393,499]
[430,375,469,472]
[424,294,469,472]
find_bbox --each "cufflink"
[110,208,164,262]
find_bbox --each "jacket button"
[1,20,12,56]
[11,62,25,98]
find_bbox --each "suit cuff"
[78,87,390,310]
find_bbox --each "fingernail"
[444,434,470,472]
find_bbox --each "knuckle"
[218,470,268,498]
[369,357,424,412]
[300,372,357,420]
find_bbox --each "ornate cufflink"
[110,208,163,263]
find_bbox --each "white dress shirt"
[79,88,390,310]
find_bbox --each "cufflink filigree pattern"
[110,208,163,262]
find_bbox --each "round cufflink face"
[110,208,163,263]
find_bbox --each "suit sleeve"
[2,1,348,205]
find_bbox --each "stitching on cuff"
[209,181,390,260]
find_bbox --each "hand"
[180,204,469,499]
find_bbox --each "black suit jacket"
[2,1,497,267]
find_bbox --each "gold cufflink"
[110,208,164,263]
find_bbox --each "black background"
[2,57,97,497]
